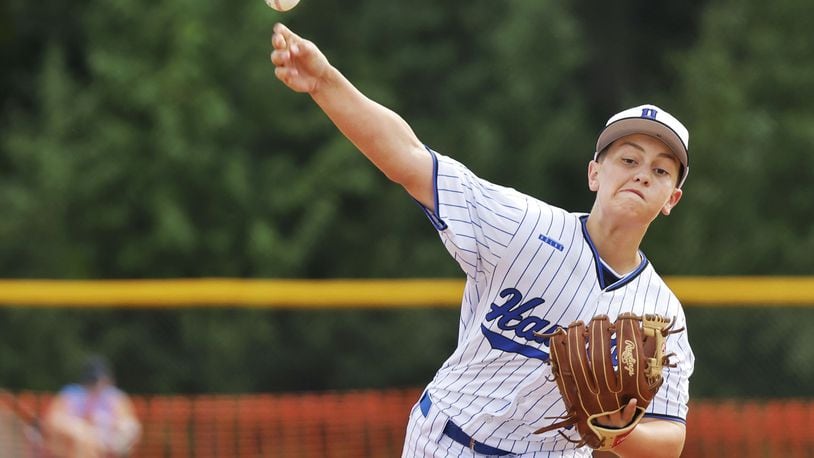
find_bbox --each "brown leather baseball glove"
[535,313,682,450]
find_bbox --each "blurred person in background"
[44,355,141,458]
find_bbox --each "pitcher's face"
[588,134,683,223]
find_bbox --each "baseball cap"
[594,104,690,188]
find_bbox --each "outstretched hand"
[270,23,331,94]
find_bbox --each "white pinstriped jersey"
[418,149,695,456]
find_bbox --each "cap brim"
[595,118,688,171]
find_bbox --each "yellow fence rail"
[0,277,812,308]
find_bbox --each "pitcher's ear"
[588,160,600,192]
[661,188,683,216]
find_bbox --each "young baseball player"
[271,23,694,458]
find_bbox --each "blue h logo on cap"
[641,108,658,119]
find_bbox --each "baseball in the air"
[266,0,300,12]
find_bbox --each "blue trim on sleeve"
[419,146,448,231]
[644,413,686,424]
[419,391,431,417]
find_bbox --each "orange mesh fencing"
[10,390,814,457]
[128,389,423,458]
[683,399,814,458]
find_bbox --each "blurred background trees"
[0,0,812,396]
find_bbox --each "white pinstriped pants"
[401,393,488,458]
[401,392,592,458]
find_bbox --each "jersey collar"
[578,215,649,292]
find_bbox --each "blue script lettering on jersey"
[481,288,562,361]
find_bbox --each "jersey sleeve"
[646,304,695,422]
[420,148,529,278]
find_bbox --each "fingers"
[594,399,638,428]
[272,31,286,51]
[270,48,289,66]
[270,45,304,78]
[274,66,299,83]
[621,398,638,423]
[270,24,301,86]
[626,398,638,412]
[270,24,298,69]
[270,22,326,92]
[272,23,303,52]
[271,22,306,65]
[273,22,296,41]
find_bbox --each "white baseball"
[266,0,300,12]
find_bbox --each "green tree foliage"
[646,0,814,274]
[656,0,814,399]
[0,0,811,396]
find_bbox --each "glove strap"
[587,405,646,451]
